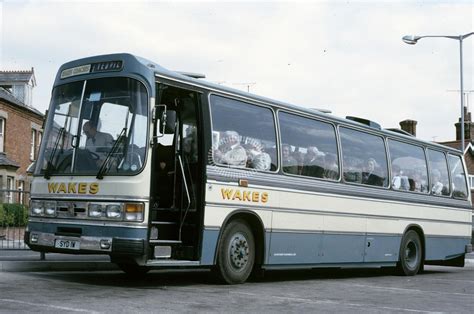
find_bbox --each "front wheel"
[396,230,423,276]
[216,219,255,284]
[117,263,150,277]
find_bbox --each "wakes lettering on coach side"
[47,182,99,195]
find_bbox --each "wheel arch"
[213,209,266,267]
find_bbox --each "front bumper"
[26,231,145,255]
[26,231,112,253]
[25,221,147,255]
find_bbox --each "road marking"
[422,278,474,284]
[0,299,99,313]
[350,284,473,297]
[231,291,441,313]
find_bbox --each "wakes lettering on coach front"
[31,172,151,200]
[47,182,99,194]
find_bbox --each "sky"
[0,0,472,142]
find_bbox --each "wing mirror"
[152,105,177,145]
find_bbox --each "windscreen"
[36,77,148,176]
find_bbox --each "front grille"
[55,226,82,237]
[55,201,88,218]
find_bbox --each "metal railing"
[0,189,30,250]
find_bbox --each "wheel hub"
[404,240,419,269]
[229,233,249,269]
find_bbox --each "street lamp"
[402,32,474,153]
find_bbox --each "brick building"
[0,69,44,204]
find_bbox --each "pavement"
[0,249,473,273]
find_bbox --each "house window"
[30,129,36,160]
[469,175,474,190]
[6,176,14,204]
[37,131,42,155]
[0,85,13,93]
[0,117,4,153]
[18,180,25,204]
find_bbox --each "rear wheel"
[397,230,423,276]
[216,219,255,284]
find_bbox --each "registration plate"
[54,239,80,250]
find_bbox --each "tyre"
[397,230,423,276]
[117,263,150,277]
[216,219,255,284]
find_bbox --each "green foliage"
[0,203,28,227]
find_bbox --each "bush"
[0,203,28,227]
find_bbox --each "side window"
[388,140,428,193]
[427,149,450,196]
[210,95,277,171]
[279,112,339,180]
[448,154,468,199]
[340,127,388,187]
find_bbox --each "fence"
[0,189,29,250]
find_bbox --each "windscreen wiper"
[96,127,127,179]
[44,127,65,179]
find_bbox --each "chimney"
[454,106,474,141]
[399,119,417,136]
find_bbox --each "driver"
[82,121,114,152]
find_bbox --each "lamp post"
[402,32,474,153]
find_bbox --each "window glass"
[448,154,468,199]
[210,95,277,171]
[30,129,36,160]
[75,78,148,174]
[388,140,428,193]
[0,118,4,153]
[18,180,24,204]
[427,149,450,196]
[37,81,83,174]
[340,127,388,187]
[37,78,148,176]
[279,112,339,180]
[37,132,42,154]
[6,176,13,204]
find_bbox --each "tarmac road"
[0,254,473,313]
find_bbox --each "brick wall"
[0,100,43,183]
[464,153,474,210]
[464,153,474,174]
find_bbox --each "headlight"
[44,201,57,217]
[30,200,44,216]
[124,203,144,221]
[87,202,142,221]
[106,204,123,219]
[88,203,105,218]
